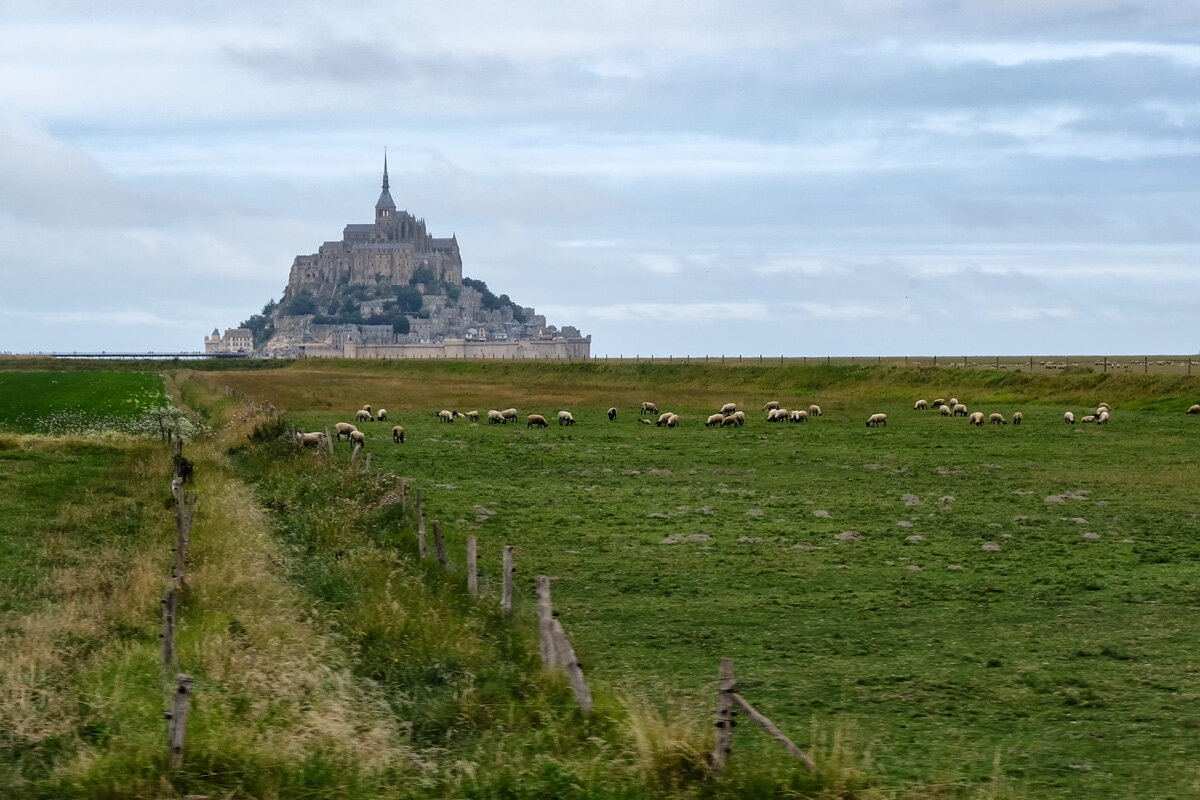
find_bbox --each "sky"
[2,1,1200,357]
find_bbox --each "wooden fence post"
[325,427,334,455]
[167,674,194,769]
[161,586,176,671]
[350,442,361,465]
[712,657,736,772]
[365,453,372,473]
[467,536,478,599]
[501,545,514,615]
[416,490,426,558]
[552,618,592,714]
[432,520,448,569]
[171,478,196,591]
[536,575,557,669]
[730,692,817,773]
[398,478,408,510]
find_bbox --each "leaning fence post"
[166,674,194,770]
[552,618,593,714]
[730,692,817,773]
[467,536,478,599]
[161,586,176,671]
[416,490,426,558]
[432,520,448,569]
[501,545,514,615]
[711,657,736,773]
[536,575,557,669]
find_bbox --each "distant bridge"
[38,352,236,360]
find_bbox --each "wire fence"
[587,354,1200,375]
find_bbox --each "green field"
[0,372,166,434]
[227,361,1200,799]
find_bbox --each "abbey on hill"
[205,156,590,359]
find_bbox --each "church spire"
[375,149,396,215]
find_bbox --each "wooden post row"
[167,674,194,770]
[501,545,514,615]
[467,536,478,599]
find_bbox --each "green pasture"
[0,372,165,434]
[282,378,1200,799]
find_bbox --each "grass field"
[0,372,166,435]
[204,360,1200,799]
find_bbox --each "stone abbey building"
[208,156,590,359]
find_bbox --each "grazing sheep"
[1064,411,1075,424]
[720,402,737,415]
[1081,415,1097,424]
[501,408,519,424]
[640,402,659,416]
[767,408,787,422]
[915,399,928,410]
[656,412,673,427]
[790,409,809,423]
[733,411,745,426]
[932,398,946,408]
[487,410,504,424]
[454,411,468,420]
[952,404,968,417]
[1097,411,1110,425]
[1098,402,1111,412]
[969,412,985,426]
[1188,404,1200,415]
[348,430,366,446]
[989,413,1006,425]
[608,407,617,421]
[362,404,372,414]
[706,413,725,427]
[334,422,358,441]
[762,400,781,411]
[639,418,652,425]
[356,409,373,423]
[940,404,952,417]
[1013,412,1023,425]
[527,414,548,429]
[557,410,576,426]
[466,410,479,422]
[948,398,959,407]
[866,413,887,427]
[436,409,454,423]
[295,431,327,448]
[808,404,822,417]
[666,414,680,428]
[377,409,388,422]
[392,425,405,444]
[720,415,739,427]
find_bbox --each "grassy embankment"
[204,359,1200,799]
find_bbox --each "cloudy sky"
[3,1,1199,357]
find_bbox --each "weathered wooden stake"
[350,442,361,465]
[161,586,177,671]
[552,618,592,714]
[711,657,736,772]
[365,453,372,473]
[171,478,196,590]
[466,536,478,599]
[398,478,408,510]
[167,674,194,769]
[432,520,448,568]
[536,575,557,669]
[325,426,334,455]
[730,692,817,773]
[416,490,426,558]
[501,545,514,615]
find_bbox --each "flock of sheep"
[292,394,1200,450]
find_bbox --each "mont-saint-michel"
[206,157,590,359]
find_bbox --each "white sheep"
[348,430,366,446]
[808,404,822,417]
[501,408,519,424]
[720,402,737,415]
[356,409,373,423]
[952,404,968,417]
[1095,406,1108,417]
[487,409,504,424]
[1097,411,1110,425]
[377,409,388,422]
[948,397,959,407]
[334,422,358,441]
[706,413,725,427]
[466,410,479,422]
[640,401,658,416]
[295,430,327,448]
[1188,404,1200,415]
[557,410,575,426]
[638,418,652,425]
[790,409,808,423]
[392,425,405,443]
[969,412,984,426]
[437,409,454,423]
[940,405,952,417]
[608,407,617,421]
[762,400,780,411]
[932,398,946,408]
[527,414,548,428]
[767,408,786,422]
[1012,412,1023,425]
[666,414,680,428]
[720,415,739,427]
[656,412,673,427]
[866,413,887,427]
[914,399,928,410]
[989,413,1006,425]
[1064,411,1075,424]
[1081,415,1097,424]
[733,411,745,426]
